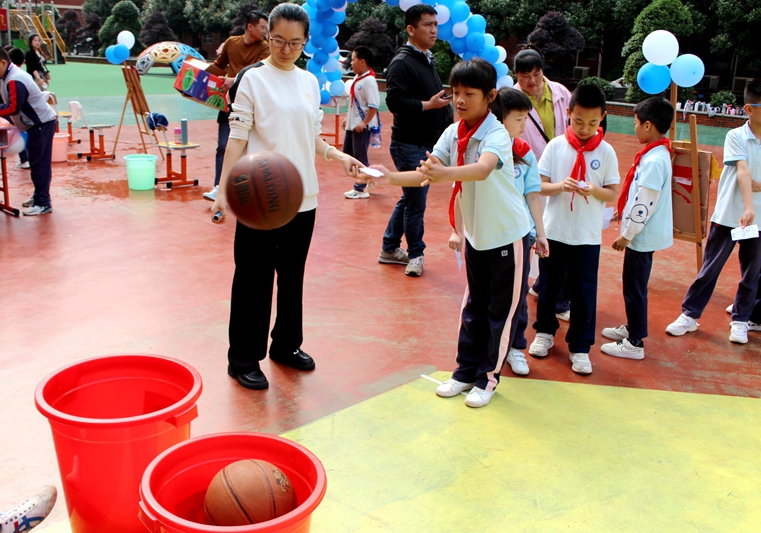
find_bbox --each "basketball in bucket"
[125,154,158,190]
[139,432,327,533]
[35,354,203,533]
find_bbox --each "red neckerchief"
[449,112,490,232]
[513,137,530,159]
[350,69,375,105]
[617,138,672,217]
[565,126,604,211]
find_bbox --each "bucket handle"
[138,500,158,533]
[165,404,198,428]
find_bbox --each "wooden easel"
[113,66,164,160]
[670,81,704,271]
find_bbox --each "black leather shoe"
[269,349,315,371]
[227,365,269,390]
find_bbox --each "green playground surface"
[47,61,729,146]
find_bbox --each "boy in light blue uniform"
[666,79,761,344]
[601,97,675,360]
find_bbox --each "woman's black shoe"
[227,365,269,390]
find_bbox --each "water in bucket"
[125,154,158,190]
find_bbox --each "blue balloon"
[450,2,470,23]
[466,14,486,33]
[329,9,346,24]
[462,50,477,61]
[304,4,317,17]
[321,22,337,36]
[348,0,358,3]
[311,33,327,48]
[313,50,330,66]
[306,58,323,73]
[317,73,328,85]
[437,0,456,7]
[325,37,338,53]
[637,62,671,94]
[114,44,130,61]
[385,0,399,5]
[495,62,508,78]
[320,89,332,105]
[105,45,119,65]
[450,36,467,55]
[479,45,500,64]
[306,0,316,5]
[329,80,345,96]
[438,20,454,41]
[304,41,318,56]
[484,33,495,48]
[315,9,333,22]
[327,69,343,81]
[309,20,323,36]
[466,31,484,52]
[315,0,330,10]
[329,0,344,8]
[670,54,705,88]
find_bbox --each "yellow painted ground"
[39,373,761,533]
[284,372,761,533]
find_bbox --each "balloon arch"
[301,0,513,105]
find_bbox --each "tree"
[73,13,102,55]
[345,18,396,69]
[140,0,186,40]
[621,0,694,102]
[98,0,143,55]
[711,0,761,62]
[184,0,237,39]
[230,2,261,30]
[139,11,177,47]
[528,11,585,84]
[84,0,142,20]
[344,0,404,47]
[56,10,82,50]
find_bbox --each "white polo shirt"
[346,73,380,131]
[711,122,761,228]
[538,133,620,245]
[432,113,531,250]
[513,143,542,236]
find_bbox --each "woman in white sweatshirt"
[212,3,362,390]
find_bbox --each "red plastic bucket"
[139,432,327,533]
[35,354,203,533]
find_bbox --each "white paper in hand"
[359,167,383,178]
[602,207,614,230]
[455,250,462,271]
[731,224,759,241]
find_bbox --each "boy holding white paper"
[600,97,674,360]
[666,79,761,344]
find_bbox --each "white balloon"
[496,45,506,64]
[324,57,340,72]
[497,75,513,89]
[435,5,450,25]
[452,22,468,38]
[117,31,135,49]
[642,30,679,66]
[399,0,421,11]
[331,27,340,37]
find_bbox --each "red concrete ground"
[2,112,759,522]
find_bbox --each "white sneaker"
[601,339,645,360]
[405,256,424,277]
[0,485,57,533]
[435,378,475,398]
[21,197,34,208]
[344,189,369,199]
[203,185,218,201]
[729,321,749,344]
[602,324,629,341]
[22,205,52,216]
[464,386,495,408]
[15,161,30,169]
[665,313,698,336]
[726,304,733,314]
[506,349,529,375]
[555,310,571,322]
[528,333,554,357]
[748,321,761,332]
[570,353,592,374]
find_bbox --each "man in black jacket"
[378,4,453,277]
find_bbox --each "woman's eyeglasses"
[270,38,306,51]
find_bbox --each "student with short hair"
[600,97,675,360]
[528,85,620,374]
[342,46,379,199]
[7,47,29,170]
[666,79,761,344]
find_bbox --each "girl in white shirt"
[212,3,362,391]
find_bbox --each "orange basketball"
[226,152,304,230]
[203,459,297,526]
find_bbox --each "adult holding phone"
[211,3,363,391]
[378,4,453,277]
